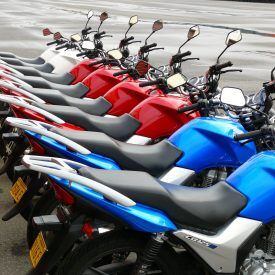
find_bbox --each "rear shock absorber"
[134,233,164,274]
[267,224,275,255]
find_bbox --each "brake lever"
[101,35,113,38]
[220,69,242,74]
[128,40,141,45]
[147,47,165,53]
[181,57,200,62]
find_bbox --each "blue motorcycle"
[21,144,275,274]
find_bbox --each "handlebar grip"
[113,69,132,77]
[139,79,161,87]
[56,44,68,50]
[98,31,106,36]
[124,36,134,43]
[76,51,88,57]
[215,61,233,71]
[140,43,157,53]
[47,41,57,46]
[177,51,192,59]
[234,130,262,141]
[89,59,105,66]
[178,102,200,113]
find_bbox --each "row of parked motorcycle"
[0,9,274,275]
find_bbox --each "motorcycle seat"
[24,82,89,98]
[34,102,140,141]
[79,166,247,231]
[15,73,74,86]
[0,56,45,65]
[8,63,54,74]
[31,92,111,115]
[51,129,181,177]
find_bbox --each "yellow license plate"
[29,232,47,268]
[10,177,27,203]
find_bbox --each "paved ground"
[0,0,274,274]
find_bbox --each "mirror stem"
[98,21,103,32]
[178,39,190,53]
[145,31,155,45]
[124,25,132,38]
[217,45,230,63]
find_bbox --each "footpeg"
[32,215,64,231]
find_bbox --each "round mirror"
[87,10,94,19]
[100,12,108,22]
[152,20,163,32]
[82,41,94,50]
[53,32,62,40]
[167,73,187,89]
[135,60,150,76]
[220,87,246,107]
[71,33,82,42]
[188,25,200,40]
[108,49,123,60]
[129,15,138,26]
[225,30,242,47]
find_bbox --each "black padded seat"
[51,129,182,176]
[0,52,17,58]
[9,62,54,73]
[79,167,247,231]
[34,102,140,141]
[31,91,111,115]
[0,56,44,65]
[24,82,89,98]
[15,73,74,87]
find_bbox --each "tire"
[56,230,183,275]
[26,189,58,248]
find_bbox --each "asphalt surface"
[0,0,274,274]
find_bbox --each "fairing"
[169,117,257,172]
[227,151,275,223]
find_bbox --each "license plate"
[10,177,27,203]
[29,232,47,268]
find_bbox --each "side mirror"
[220,87,246,107]
[225,29,242,47]
[82,41,94,50]
[152,20,163,32]
[129,15,138,26]
[87,10,94,19]
[166,73,187,89]
[53,32,62,40]
[187,25,200,40]
[43,28,52,36]
[135,60,151,76]
[71,33,82,42]
[100,12,108,22]
[108,49,123,60]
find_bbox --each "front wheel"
[56,231,183,275]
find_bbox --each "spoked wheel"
[56,231,183,275]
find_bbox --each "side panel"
[130,95,199,140]
[24,131,121,171]
[227,151,275,223]
[69,59,101,84]
[104,81,161,116]
[49,176,177,232]
[169,117,257,172]
[83,67,125,99]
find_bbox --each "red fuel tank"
[130,94,201,140]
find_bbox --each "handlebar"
[178,102,200,113]
[124,36,134,43]
[47,41,57,46]
[89,59,105,66]
[56,44,68,50]
[139,79,163,87]
[113,69,132,77]
[76,51,89,57]
[171,51,192,63]
[210,61,233,73]
[234,126,274,141]
[140,43,157,53]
